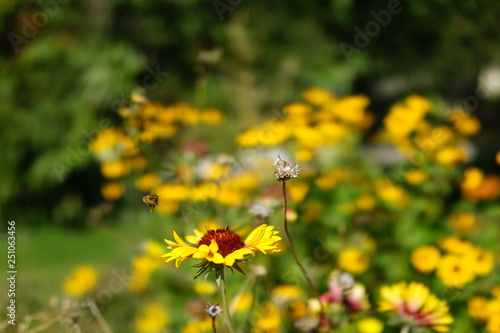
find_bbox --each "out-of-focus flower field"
[2,2,500,333]
[15,87,500,333]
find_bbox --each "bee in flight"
[143,194,159,213]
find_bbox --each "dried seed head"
[273,155,300,182]
[205,303,223,318]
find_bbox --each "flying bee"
[143,193,159,213]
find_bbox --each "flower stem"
[211,317,217,333]
[281,181,325,325]
[400,325,411,333]
[220,268,236,333]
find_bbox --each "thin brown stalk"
[282,181,328,330]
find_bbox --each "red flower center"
[198,227,245,257]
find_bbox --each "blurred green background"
[1,0,500,331]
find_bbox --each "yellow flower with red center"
[379,282,453,332]
[411,245,441,273]
[163,224,281,270]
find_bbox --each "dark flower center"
[198,227,245,257]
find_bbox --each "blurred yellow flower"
[377,181,408,208]
[487,316,500,333]
[468,296,488,321]
[411,245,441,274]
[63,265,98,298]
[181,318,212,333]
[154,200,179,215]
[272,284,303,304]
[284,102,313,116]
[100,160,131,179]
[101,181,125,201]
[128,255,161,293]
[315,168,345,190]
[144,240,164,257]
[194,281,217,296]
[405,169,428,185]
[134,173,162,192]
[357,317,384,333]
[492,286,500,298]
[448,109,481,136]
[334,95,370,125]
[294,148,314,162]
[156,183,190,201]
[338,247,369,274]
[130,155,149,170]
[233,292,254,312]
[355,194,375,211]
[198,218,220,231]
[434,146,467,165]
[200,108,224,124]
[497,151,500,165]
[436,254,475,288]
[90,128,137,161]
[253,302,281,333]
[405,95,433,113]
[379,282,453,332]
[287,182,309,203]
[289,301,309,320]
[461,168,484,191]
[135,302,169,333]
[465,247,494,276]
[449,212,476,233]
[302,87,333,106]
[439,237,474,255]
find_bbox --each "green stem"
[281,181,326,325]
[400,325,411,333]
[220,268,236,333]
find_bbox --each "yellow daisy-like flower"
[436,254,475,288]
[379,282,453,332]
[411,245,441,274]
[468,296,488,321]
[465,247,494,276]
[163,224,281,269]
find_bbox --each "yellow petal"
[209,239,219,253]
[212,253,224,264]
